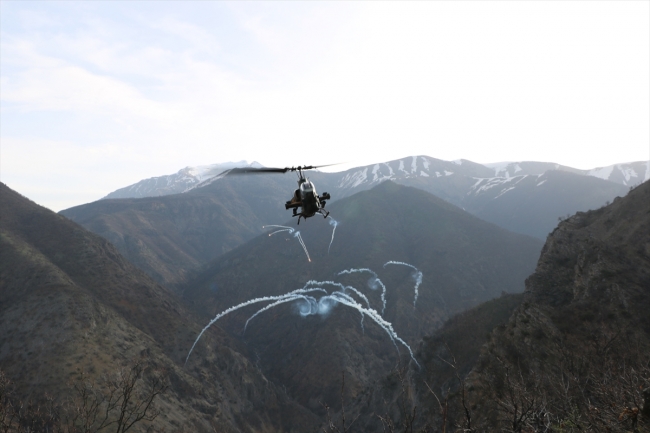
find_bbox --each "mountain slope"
[182,181,543,416]
[0,183,319,432]
[463,170,629,239]
[462,180,650,431]
[60,174,298,289]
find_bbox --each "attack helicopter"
[219,165,333,224]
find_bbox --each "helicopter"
[219,165,333,224]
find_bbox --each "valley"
[2,157,648,432]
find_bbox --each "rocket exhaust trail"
[185,287,327,365]
[293,231,311,262]
[327,217,338,254]
[338,268,387,314]
[328,292,420,368]
[384,261,423,307]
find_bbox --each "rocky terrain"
[340,179,650,432]
[0,182,319,432]
[5,170,648,432]
[463,178,650,431]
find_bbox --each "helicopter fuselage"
[285,178,330,223]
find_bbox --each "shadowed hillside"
[345,180,650,432]
[60,174,299,290]
[0,182,319,432]
[462,179,650,431]
[182,181,543,416]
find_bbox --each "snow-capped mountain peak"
[102,161,261,200]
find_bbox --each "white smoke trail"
[383,261,423,307]
[268,229,293,237]
[301,280,370,309]
[337,268,387,314]
[293,231,311,262]
[244,294,318,333]
[185,287,326,365]
[328,292,420,368]
[329,291,365,333]
[263,225,293,230]
[263,225,311,262]
[327,217,338,254]
[383,261,417,271]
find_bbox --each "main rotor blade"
[219,167,290,176]
[217,163,344,177]
[298,163,342,171]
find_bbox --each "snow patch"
[338,168,369,188]
[494,186,516,199]
[411,156,418,173]
[588,165,615,181]
[421,157,430,170]
[452,159,463,165]
[420,171,429,177]
[620,167,638,183]
[372,164,380,182]
[444,170,453,176]
[536,180,547,187]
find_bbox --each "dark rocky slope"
[0,183,319,432]
[337,180,649,432]
[462,179,650,431]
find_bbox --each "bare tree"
[0,360,168,433]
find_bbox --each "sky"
[1,1,649,211]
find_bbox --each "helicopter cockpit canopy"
[299,180,318,202]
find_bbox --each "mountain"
[103,161,262,199]
[61,155,631,291]
[0,182,320,432]
[61,173,298,290]
[331,180,650,432]
[484,160,650,186]
[460,170,630,239]
[323,157,630,239]
[181,181,543,417]
[103,158,649,201]
[460,178,650,431]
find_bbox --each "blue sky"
[1,1,649,210]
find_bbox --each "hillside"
[0,182,319,432]
[461,179,650,431]
[332,180,650,432]
[60,174,298,290]
[181,181,543,416]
